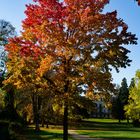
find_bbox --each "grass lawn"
[75,118,140,140]
[17,119,140,140]
[19,126,75,140]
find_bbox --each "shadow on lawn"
[69,120,140,140]
[70,120,140,132]
[94,138,140,140]
[24,128,63,140]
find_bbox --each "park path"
[69,130,105,140]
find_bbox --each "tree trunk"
[46,120,49,128]
[127,118,129,124]
[32,94,40,132]
[63,101,68,140]
[119,118,121,123]
[35,113,40,132]
[63,59,70,140]
[41,116,44,127]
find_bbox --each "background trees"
[111,78,130,122]
[0,20,17,121]
[125,70,140,126]
[0,19,16,46]
[0,20,16,76]
[117,78,129,121]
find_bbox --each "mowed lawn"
[20,126,74,140]
[18,119,140,140]
[75,118,140,140]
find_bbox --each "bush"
[8,122,23,140]
[0,120,24,140]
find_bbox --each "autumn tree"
[135,0,140,5]
[5,0,137,139]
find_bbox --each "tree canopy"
[4,0,137,139]
[0,20,16,77]
[0,20,16,46]
[117,78,129,121]
[125,70,140,121]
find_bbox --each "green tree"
[0,20,18,121]
[117,78,129,122]
[129,78,135,89]
[111,84,120,119]
[0,20,16,46]
[125,70,140,126]
[0,19,16,83]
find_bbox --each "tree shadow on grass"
[69,120,140,140]
[70,120,140,132]
[24,128,63,140]
[94,138,140,140]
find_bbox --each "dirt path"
[69,130,105,140]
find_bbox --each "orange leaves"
[81,7,91,21]
[5,0,137,101]
[37,56,53,77]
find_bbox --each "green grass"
[17,119,140,140]
[84,118,128,123]
[21,126,75,140]
[75,118,140,140]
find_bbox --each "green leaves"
[125,70,140,120]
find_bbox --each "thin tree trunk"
[41,116,44,127]
[46,120,49,128]
[63,101,68,140]
[35,113,40,132]
[119,118,121,123]
[127,118,129,124]
[32,94,40,132]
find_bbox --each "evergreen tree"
[129,78,135,89]
[117,78,129,122]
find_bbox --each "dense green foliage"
[125,70,140,125]
[117,78,129,120]
[111,78,129,121]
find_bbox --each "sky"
[0,0,140,86]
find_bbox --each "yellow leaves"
[37,56,53,77]
[85,90,100,100]
[14,80,22,89]
[108,50,116,57]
